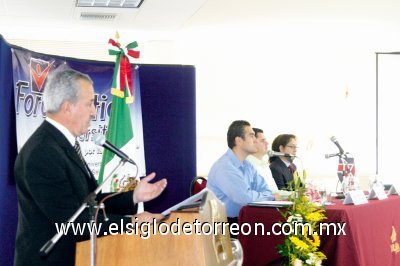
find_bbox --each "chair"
[190,176,207,196]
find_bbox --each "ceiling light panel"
[76,0,143,8]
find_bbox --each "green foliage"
[277,171,327,266]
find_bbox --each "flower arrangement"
[278,171,327,265]
[304,182,322,203]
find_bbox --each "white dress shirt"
[246,155,279,192]
[46,117,75,146]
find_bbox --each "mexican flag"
[98,38,143,211]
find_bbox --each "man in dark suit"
[269,134,297,190]
[14,69,167,266]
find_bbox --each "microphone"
[93,134,136,166]
[325,152,349,159]
[267,150,293,158]
[325,153,340,159]
[330,136,345,154]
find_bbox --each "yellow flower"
[311,233,321,247]
[289,236,310,251]
[315,251,327,260]
[305,211,325,222]
[303,229,321,249]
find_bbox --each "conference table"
[238,195,400,265]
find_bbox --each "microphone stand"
[40,159,127,266]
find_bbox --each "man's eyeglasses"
[286,145,298,149]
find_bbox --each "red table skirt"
[238,196,400,266]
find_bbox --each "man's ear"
[60,101,71,115]
[235,136,243,146]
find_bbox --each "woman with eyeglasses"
[269,134,298,190]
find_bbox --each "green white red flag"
[98,38,143,213]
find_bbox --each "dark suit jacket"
[269,158,296,190]
[14,121,137,266]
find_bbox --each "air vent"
[76,0,144,8]
[80,12,117,20]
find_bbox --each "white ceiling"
[1,0,400,42]
[0,0,208,41]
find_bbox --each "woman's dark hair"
[269,134,296,162]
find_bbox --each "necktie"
[288,165,294,174]
[74,139,86,166]
[74,139,93,178]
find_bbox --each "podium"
[75,191,234,265]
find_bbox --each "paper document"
[248,200,293,207]
[162,188,209,216]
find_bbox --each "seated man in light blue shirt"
[207,120,275,222]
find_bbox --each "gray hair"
[43,68,93,113]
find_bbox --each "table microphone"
[325,152,349,159]
[93,134,136,166]
[325,153,340,159]
[267,150,293,158]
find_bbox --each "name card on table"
[343,190,368,205]
[388,185,399,195]
[368,187,388,200]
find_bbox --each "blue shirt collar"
[226,148,247,169]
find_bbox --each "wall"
[5,18,400,191]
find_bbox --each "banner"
[11,48,146,191]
